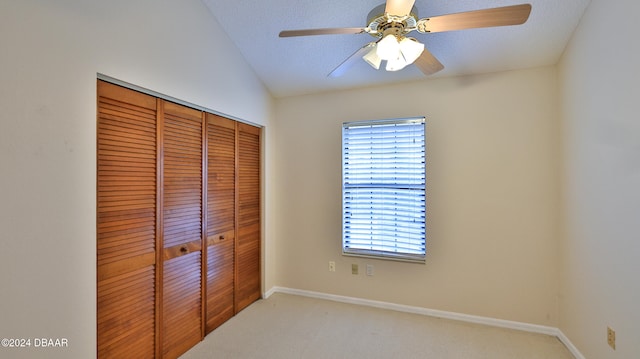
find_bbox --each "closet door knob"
[219,235,225,240]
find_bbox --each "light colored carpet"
[181,293,574,359]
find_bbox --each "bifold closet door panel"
[161,101,204,359]
[205,114,236,333]
[236,123,261,313]
[97,81,157,358]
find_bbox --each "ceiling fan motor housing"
[367,3,419,39]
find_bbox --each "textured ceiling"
[202,0,591,97]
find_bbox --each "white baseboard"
[263,286,277,299]
[265,286,585,359]
[556,329,587,359]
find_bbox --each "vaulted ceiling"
[202,0,591,97]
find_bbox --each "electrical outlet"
[329,261,336,272]
[366,264,374,276]
[351,264,358,275]
[607,326,616,350]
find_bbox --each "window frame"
[341,117,427,263]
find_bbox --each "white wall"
[273,67,562,326]
[558,0,640,357]
[0,1,272,357]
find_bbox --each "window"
[342,118,426,262]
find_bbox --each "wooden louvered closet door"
[97,81,158,358]
[160,101,204,359]
[236,123,261,313]
[205,113,236,333]
[97,80,261,358]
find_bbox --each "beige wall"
[0,1,272,357]
[558,0,640,357]
[273,67,562,326]
[5,0,639,357]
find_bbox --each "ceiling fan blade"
[385,0,416,16]
[417,4,532,33]
[328,43,375,78]
[413,47,444,76]
[279,28,366,37]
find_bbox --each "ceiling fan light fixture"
[385,56,408,72]
[399,37,425,64]
[363,46,382,70]
[376,34,401,61]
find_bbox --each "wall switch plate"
[351,264,358,275]
[329,261,336,272]
[607,326,616,350]
[366,264,374,276]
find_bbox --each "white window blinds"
[342,118,426,262]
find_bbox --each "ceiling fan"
[279,0,532,77]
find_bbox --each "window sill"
[342,249,426,264]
